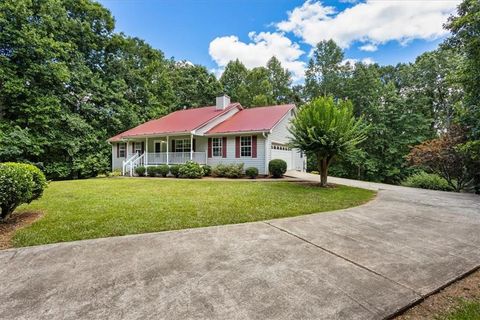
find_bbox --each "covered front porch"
[115,134,208,175]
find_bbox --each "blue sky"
[98,0,459,81]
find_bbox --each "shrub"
[156,165,170,177]
[0,162,47,220]
[147,166,157,177]
[225,163,244,178]
[110,169,122,177]
[169,165,181,178]
[212,163,244,178]
[202,165,212,177]
[269,159,287,178]
[245,167,259,179]
[178,161,204,179]
[135,166,146,177]
[401,172,453,191]
[211,164,228,177]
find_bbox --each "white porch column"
[166,136,169,165]
[190,134,193,161]
[145,137,148,172]
[126,141,130,158]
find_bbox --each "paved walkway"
[1,174,479,320]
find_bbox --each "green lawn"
[12,178,375,247]
[438,300,480,320]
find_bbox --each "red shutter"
[208,138,212,158]
[141,142,145,154]
[171,140,176,152]
[235,136,240,158]
[116,143,120,158]
[222,137,227,158]
[252,136,257,158]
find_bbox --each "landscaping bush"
[147,166,157,177]
[156,165,170,177]
[0,162,47,220]
[110,169,122,177]
[401,172,453,191]
[212,163,244,178]
[135,166,146,177]
[245,167,259,179]
[169,165,181,178]
[202,165,212,177]
[178,161,204,179]
[269,159,287,178]
[211,164,228,177]
[225,163,244,178]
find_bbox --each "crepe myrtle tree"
[289,97,368,186]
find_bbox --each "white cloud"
[277,0,459,49]
[359,43,378,52]
[209,32,306,81]
[342,57,375,66]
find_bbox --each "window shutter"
[171,140,175,152]
[116,143,120,158]
[235,136,240,158]
[252,136,257,158]
[141,142,145,154]
[222,137,227,158]
[193,139,196,152]
[207,138,212,158]
[132,143,135,154]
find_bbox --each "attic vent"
[215,95,230,111]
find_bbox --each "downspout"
[263,132,269,175]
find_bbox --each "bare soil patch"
[0,211,43,249]
[396,268,480,319]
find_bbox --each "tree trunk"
[317,154,329,187]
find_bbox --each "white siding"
[206,135,267,174]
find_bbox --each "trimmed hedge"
[169,165,181,178]
[245,167,259,179]
[135,166,146,177]
[269,159,287,178]
[0,162,47,220]
[202,165,212,177]
[156,165,170,177]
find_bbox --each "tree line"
[0,0,478,191]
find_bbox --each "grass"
[437,300,480,320]
[12,177,375,247]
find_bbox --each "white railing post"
[166,136,169,165]
[190,134,193,161]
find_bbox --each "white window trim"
[212,137,223,158]
[134,142,143,154]
[174,138,191,153]
[118,143,126,158]
[153,140,164,153]
[240,135,252,158]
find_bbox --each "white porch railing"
[122,153,145,176]
[146,152,206,165]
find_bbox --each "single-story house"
[108,95,306,175]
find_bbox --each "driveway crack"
[263,221,421,297]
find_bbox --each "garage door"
[271,144,293,170]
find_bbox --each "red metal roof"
[206,104,295,134]
[108,103,241,141]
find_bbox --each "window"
[175,139,191,152]
[240,136,252,157]
[212,138,223,157]
[118,143,126,158]
[134,142,142,154]
[154,141,162,153]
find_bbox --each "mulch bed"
[396,268,480,319]
[0,211,43,250]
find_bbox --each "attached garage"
[271,143,294,170]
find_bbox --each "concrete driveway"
[1,173,479,320]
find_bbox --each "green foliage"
[269,159,287,178]
[146,166,157,177]
[202,165,212,177]
[289,97,368,185]
[245,167,259,179]
[169,165,181,178]
[178,161,204,179]
[401,172,453,191]
[156,165,170,177]
[134,166,146,177]
[211,163,244,178]
[0,162,47,220]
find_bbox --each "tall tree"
[304,40,346,99]
[266,56,293,104]
[219,59,248,103]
